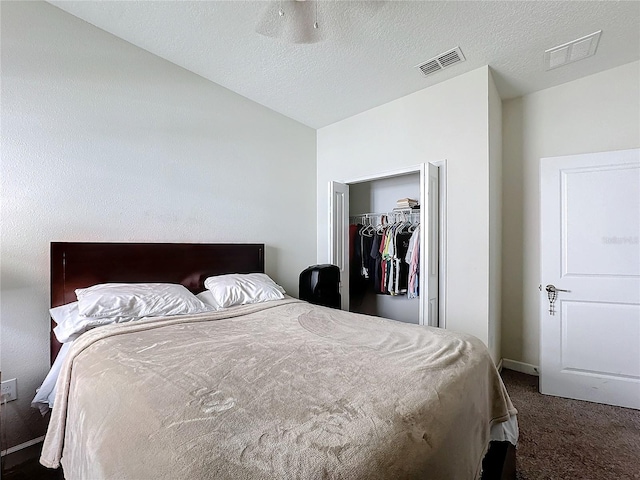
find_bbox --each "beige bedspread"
[41,298,516,479]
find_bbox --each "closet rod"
[349,210,420,222]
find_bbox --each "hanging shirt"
[395,229,413,294]
[406,226,421,299]
[370,231,383,294]
[350,224,367,302]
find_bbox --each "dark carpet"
[1,457,62,480]
[502,369,640,480]
[3,369,639,480]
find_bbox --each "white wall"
[0,1,316,448]
[350,175,420,214]
[501,61,640,366]
[317,66,498,357]
[488,70,503,363]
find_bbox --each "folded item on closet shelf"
[393,206,420,212]
[396,198,419,208]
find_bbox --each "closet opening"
[329,162,444,328]
[349,175,421,324]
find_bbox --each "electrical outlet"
[1,378,17,402]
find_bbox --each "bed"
[38,242,517,479]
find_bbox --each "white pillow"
[50,301,79,328]
[196,290,221,310]
[50,302,83,343]
[51,301,137,343]
[203,273,285,308]
[76,283,211,319]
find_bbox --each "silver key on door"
[545,284,570,316]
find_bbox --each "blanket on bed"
[41,298,516,479]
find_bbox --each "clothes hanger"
[361,216,375,237]
[395,211,409,234]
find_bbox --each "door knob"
[545,284,570,293]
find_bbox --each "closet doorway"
[329,162,444,327]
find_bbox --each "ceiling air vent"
[544,31,601,70]
[415,47,466,77]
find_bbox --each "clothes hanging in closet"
[350,218,420,298]
[405,225,420,299]
[378,223,414,295]
[349,224,376,303]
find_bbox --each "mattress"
[41,298,517,479]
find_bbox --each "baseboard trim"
[496,358,504,372]
[0,436,44,457]
[501,359,539,376]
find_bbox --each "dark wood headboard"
[50,242,264,363]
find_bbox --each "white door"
[329,181,349,311]
[540,148,640,409]
[425,163,439,327]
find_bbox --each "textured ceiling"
[49,1,640,128]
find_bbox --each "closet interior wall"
[349,173,420,324]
